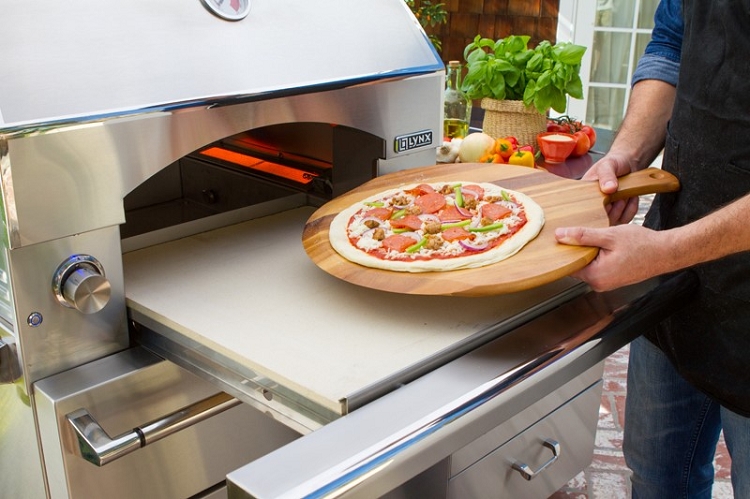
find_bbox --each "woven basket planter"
[481,98,547,150]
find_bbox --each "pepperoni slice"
[481,203,512,221]
[414,192,446,214]
[442,226,473,242]
[364,207,393,220]
[438,205,472,222]
[389,214,423,231]
[462,184,485,200]
[381,234,418,253]
[405,184,437,196]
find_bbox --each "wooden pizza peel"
[302,163,679,296]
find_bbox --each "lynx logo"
[394,130,433,153]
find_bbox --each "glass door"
[557,0,660,131]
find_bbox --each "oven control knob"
[52,255,111,314]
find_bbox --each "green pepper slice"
[453,184,464,208]
[440,220,472,230]
[469,222,504,233]
[390,208,407,220]
[406,237,427,253]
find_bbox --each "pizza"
[328,181,544,272]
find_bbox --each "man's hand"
[581,151,641,225]
[554,224,666,291]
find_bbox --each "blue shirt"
[631,0,683,87]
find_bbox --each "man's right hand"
[581,151,641,226]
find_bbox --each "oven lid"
[0,0,442,129]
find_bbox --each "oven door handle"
[66,392,241,466]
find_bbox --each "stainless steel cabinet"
[448,364,602,498]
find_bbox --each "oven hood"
[0,0,443,129]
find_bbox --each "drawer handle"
[66,392,241,466]
[511,438,560,480]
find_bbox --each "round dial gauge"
[200,0,251,21]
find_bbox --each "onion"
[459,239,489,251]
[418,214,441,224]
[456,206,473,218]
[398,231,421,242]
[458,132,495,163]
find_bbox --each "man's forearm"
[663,192,750,274]
[609,79,676,171]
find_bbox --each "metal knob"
[53,255,111,314]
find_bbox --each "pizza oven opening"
[121,123,385,240]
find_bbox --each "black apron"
[644,0,750,416]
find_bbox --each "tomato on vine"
[570,131,591,157]
[580,125,597,148]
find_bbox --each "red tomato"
[570,131,591,157]
[580,125,597,148]
[547,122,567,133]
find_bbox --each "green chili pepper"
[469,222,504,233]
[440,220,472,230]
[406,237,427,253]
[501,190,511,202]
[364,201,384,207]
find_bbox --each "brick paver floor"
[549,345,733,498]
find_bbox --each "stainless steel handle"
[511,438,560,480]
[66,392,241,466]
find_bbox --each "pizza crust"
[329,182,545,272]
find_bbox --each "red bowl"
[537,132,577,163]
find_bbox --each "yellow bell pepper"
[507,150,535,168]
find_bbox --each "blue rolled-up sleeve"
[631,0,683,87]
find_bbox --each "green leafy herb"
[461,34,586,114]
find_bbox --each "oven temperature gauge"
[52,255,111,315]
[200,0,251,21]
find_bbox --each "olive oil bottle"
[443,60,471,139]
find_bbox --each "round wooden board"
[302,163,677,296]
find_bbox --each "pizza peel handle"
[607,168,680,205]
[302,164,680,296]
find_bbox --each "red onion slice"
[398,231,421,242]
[418,214,441,224]
[459,239,489,251]
[456,206,473,218]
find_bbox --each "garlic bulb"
[436,139,462,163]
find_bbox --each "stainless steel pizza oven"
[0,2,696,499]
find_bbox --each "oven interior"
[122,123,385,240]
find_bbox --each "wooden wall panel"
[415,0,560,64]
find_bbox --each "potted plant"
[460,34,586,146]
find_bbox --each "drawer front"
[448,379,602,498]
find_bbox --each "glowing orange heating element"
[200,147,317,185]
